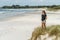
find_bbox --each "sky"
[0,0,60,6]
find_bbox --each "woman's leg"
[44,23,46,30]
[42,21,46,30]
[42,22,44,29]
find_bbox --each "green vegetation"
[30,25,60,40]
[30,27,46,40]
[49,26,60,40]
[1,5,60,10]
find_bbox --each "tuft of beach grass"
[30,25,60,40]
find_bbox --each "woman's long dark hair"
[42,10,46,15]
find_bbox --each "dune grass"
[47,8,60,11]
[30,25,60,40]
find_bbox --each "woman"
[41,10,47,30]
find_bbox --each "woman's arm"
[45,15,47,20]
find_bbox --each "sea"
[0,8,60,22]
[0,9,41,20]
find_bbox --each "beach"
[0,9,60,40]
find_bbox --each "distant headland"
[1,5,60,10]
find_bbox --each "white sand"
[0,11,60,40]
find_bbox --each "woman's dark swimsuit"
[41,14,47,21]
